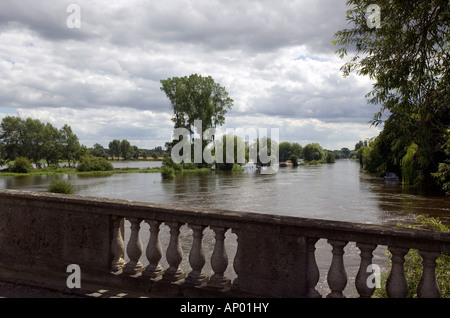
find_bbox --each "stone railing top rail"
[1,189,449,253]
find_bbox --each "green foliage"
[76,155,114,172]
[325,151,336,164]
[120,139,132,160]
[10,157,34,173]
[279,142,303,162]
[161,74,234,134]
[333,0,449,192]
[289,155,299,167]
[90,143,109,159]
[231,163,244,172]
[162,157,183,172]
[303,143,325,162]
[359,138,385,174]
[48,180,74,194]
[108,140,121,160]
[402,143,420,185]
[0,116,80,168]
[432,130,450,196]
[374,216,450,298]
[161,165,175,180]
[215,134,247,171]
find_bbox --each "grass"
[0,166,162,177]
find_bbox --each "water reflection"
[0,160,448,226]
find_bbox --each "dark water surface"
[1,159,447,226]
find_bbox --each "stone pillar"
[208,227,231,289]
[306,237,321,298]
[110,216,125,273]
[123,218,144,275]
[186,224,207,286]
[143,220,164,280]
[231,228,241,289]
[355,243,377,298]
[386,246,408,298]
[327,240,348,298]
[163,222,186,282]
[418,250,441,298]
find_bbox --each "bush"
[48,180,74,194]
[161,165,175,180]
[162,158,183,172]
[10,157,34,173]
[77,155,113,172]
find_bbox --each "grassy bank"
[0,167,162,177]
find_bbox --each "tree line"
[0,116,80,168]
[0,116,166,170]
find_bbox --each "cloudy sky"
[0,0,381,150]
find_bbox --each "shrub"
[10,157,34,173]
[162,158,183,172]
[231,163,244,172]
[77,155,113,172]
[161,165,175,180]
[48,180,74,194]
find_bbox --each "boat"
[384,172,400,181]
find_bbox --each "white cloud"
[0,0,380,150]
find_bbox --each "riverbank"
[0,167,163,177]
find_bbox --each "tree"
[161,74,234,136]
[333,0,449,191]
[214,134,248,171]
[0,116,81,168]
[341,148,351,158]
[90,143,109,159]
[60,124,80,167]
[303,143,325,162]
[108,140,121,160]
[120,139,132,160]
[43,123,63,166]
[279,142,293,162]
[161,74,234,167]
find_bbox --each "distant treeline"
[0,116,362,171]
[279,141,355,166]
[0,116,167,169]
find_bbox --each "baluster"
[355,243,377,298]
[326,240,348,298]
[110,216,125,273]
[163,222,186,282]
[186,224,207,286]
[143,220,164,280]
[123,218,144,275]
[386,246,408,298]
[231,228,241,289]
[306,237,321,298]
[208,227,231,289]
[418,251,441,298]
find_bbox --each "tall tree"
[109,139,121,160]
[160,74,234,136]
[60,124,80,167]
[333,0,449,190]
[120,139,131,160]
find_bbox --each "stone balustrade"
[0,190,448,298]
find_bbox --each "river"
[1,159,448,297]
[1,159,448,226]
